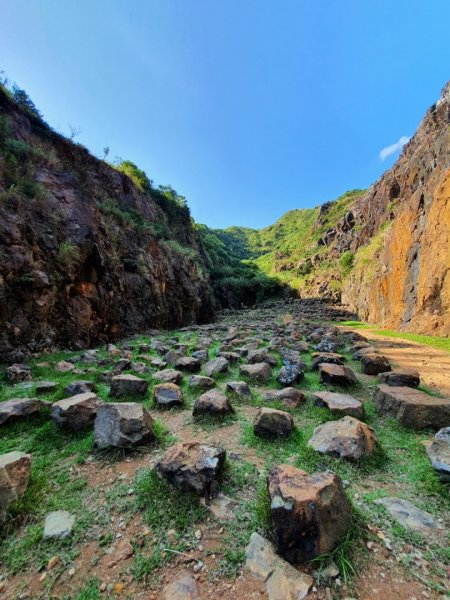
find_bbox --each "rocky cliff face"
[0,88,214,360]
[339,82,450,335]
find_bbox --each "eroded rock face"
[226,381,251,398]
[188,375,215,390]
[203,357,229,377]
[311,352,344,370]
[156,442,226,495]
[267,465,351,563]
[153,369,183,384]
[0,451,31,524]
[0,398,45,426]
[254,408,294,438]
[94,402,155,448]
[374,384,450,429]
[276,365,303,387]
[51,393,102,430]
[308,416,376,460]
[161,571,199,600]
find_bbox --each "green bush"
[58,241,80,268]
[115,160,153,192]
[339,250,354,275]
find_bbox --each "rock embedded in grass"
[268,464,351,563]
[63,380,97,396]
[161,570,199,600]
[260,387,305,408]
[312,391,363,419]
[5,363,32,383]
[374,497,440,537]
[174,356,201,373]
[226,381,251,398]
[377,369,420,388]
[193,389,234,417]
[426,427,450,482]
[352,347,378,360]
[188,375,215,390]
[203,356,229,377]
[51,393,102,430]
[360,353,391,375]
[0,398,45,426]
[43,510,75,539]
[155,441,226,496]
[152,368,183,384]
[247,348,277,366]
[311,352,344,370]
[35,381,58,395]
[110,374,149,398]
[308,416,376,460]
[152,383,183,408]
[55,360,75,372]
[0,451,31,524]
[94,402,155,448]
[240,362,272,382]
[276,365,303,387]
[254,407,294,438]
[318,363,357,386]
[374,384,450,429]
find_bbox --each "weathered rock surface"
[267,465,351,562]
[43,510,75,539]
[311,352,344,370]
[313,391,363,419]
[0,451,31,524]
[308,416,376,460]
[245,532,313,600]
[226,381,251,398]
[203,357,229,377]
[63,380,97,396]
[94,402,155,448]
[260,387,305,408]
[0,398,45,426]
[188,375,215,390]
[5,364,32,383]
[319,363,357,387]
[161,570,199,600]
[156,442,225,495]
[193,389,233,417]
[254,408,293,438]
[35,381,58,395]
[240,362,271,382]
[374,497,440,537]
[51,393,101,430]
[174,357,201,373]
[152,383,183,408]
[110,374,148,398]
[360,353,391,375]
[153,369,183,384]
[374,384,450,429]
[377,369,420,388]
[276,365,303,387]
[426,427,450,482]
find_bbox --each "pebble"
[47,556,60,570]
[100,582,107,592]
[68,567,75,577]
[194,529,202,540]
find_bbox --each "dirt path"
[338,326,450,397]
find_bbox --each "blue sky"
[1,1,449,228]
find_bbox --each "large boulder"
[254,408,294,438]
[247,349,277,367]
[0,398,45,426]
[374,385,450,430]
[110,374,149,398]
[426,427,450,482]
[308,416,376,460]
[94,403,155,448]
[311,352,344,371]
[319,364,357,387]
[156,442,226,496]
[276,365,303,387]
[203,356,229,377]
[152,383,183,408]
[0,451,31,524]
[51,393,102,430]
[5,364,32,383]
[240,363,272,383]
[312,391,363,419]
[377,369,420,388]
[268,465,351,562]
[260,388,305,408]
[174,357,201,373]
[193,389,233,418]
[360,353,391,375]
[152,369,183,384]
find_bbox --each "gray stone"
[308,416,376,461]
[377,369,420,388]
[260,388,305,408]
[193,389,233,418]
[94,403,155,448]
[0,398,45,426]
[226,381,251,398]
[43,510,75,539]
[35,381,58,395]
[203,356,229,377]
[51,393,101,430]
[240,362,271,382]
[63,380,97,396]
[426,427,450,482]
[152,369,183,384]
[276,365,303,387]
[374,497,440,537]
[161,570,199,600]
[152,383,183,408]
[110,374,148,398]
[188,375,215,390]
[313,391,363,419]
[311,352,344,370]
[174,357,201,373]
[5,364,32,383]
[360,353,391,375]
[247,349,277,367]
[0,451,31,524]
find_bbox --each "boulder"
[308,416,376,460]
[94,403,155,448]
[0,451,31,524]
[51,393,102,430]
[152,383,183,408]
[319,364,357,387]
[360,353,391,375]
[55,360,75,372]
[426,427,450,482]
[245,532,313,600]
[260,388,305,408]
[311,352,344,370]
[247,349,277,367]
[43,510,75,539]
[268,465,351,562]
[152,369,183,384]
[0,398,45,426]
[352,347,378,360]
[5,364,32,383]
[193,389,233,418]
[254,408,294,438]
[35,381,58,395]
[315,336,343,353]
[226,381,251,398]
[313,391,363,419]
[203,357,229,377]
[163,350,181,366]
[240,363,272,383]
[377,369,420,388]
[63,380,97,396]
[374,385,450,429]
[156,442,226,495]
[110,374,149,398]
[174,357,201,373]
[276,365,303,387]
[188,375,215,390]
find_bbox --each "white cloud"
[379,135,410,160]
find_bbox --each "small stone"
[43,510,75,539]
[47,555,60,570]
[226,381,251,398]
[5,364,32,383]
[94,403,155,448]
[312,391,363,419]
[55,361,75,372]
[161,571,198,599]
[0,398,45,427]
[374,497,440,537]
[276,365,303,387]
[0,451,31,524]
[152,369,183,384]
[51,393,101,430]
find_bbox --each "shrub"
[58,241,80,269]
[339,250,354,275]
[11,85,42,119]
[115,160,152,192]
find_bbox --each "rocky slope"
[0,86,215,360]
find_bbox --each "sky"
[1,1,449,229]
